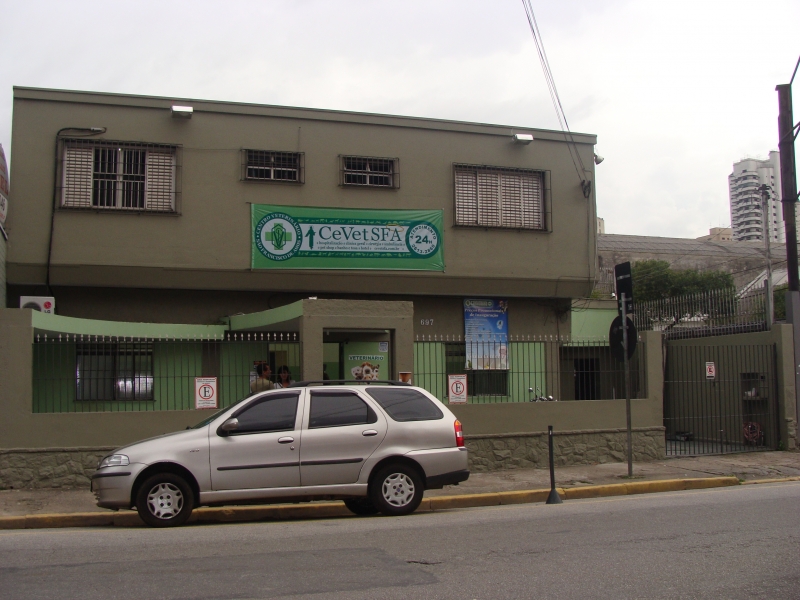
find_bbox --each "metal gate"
[663,343,779,455]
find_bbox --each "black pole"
[776,82,800,450]
[777,84,799,291]
[546,425,563,504]
[622,293,633,477]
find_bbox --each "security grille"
[454,164,545,230]
[340,156,399,188]
[60,139,179,212]
[243,150,304,183]
[76,341,154,401]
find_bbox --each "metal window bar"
[663,343,778,455]
[413,335,646,404]
[340,156,398,188]
[634,287,767,341]
[32,333,301,414]
[453,164,545,230]
[60,138,180,213]
[242,150,304,183]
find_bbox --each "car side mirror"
[218,418,239,436]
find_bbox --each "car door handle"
[278,437,294,444]
[362,430,378,437]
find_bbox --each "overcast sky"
[0,0,798,238]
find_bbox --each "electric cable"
[520,0,587,187]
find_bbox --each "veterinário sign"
[251,205,444,270]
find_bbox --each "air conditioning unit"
[20,296,55,313]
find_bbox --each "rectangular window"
[76,342,154,401]
[243,150,304,183]
[61,139,178,212]
[340,156,399,188]
[309,391,377,428]
[444,343,509,396]
[454,164,545,230]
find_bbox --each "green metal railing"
[32,333,301,413]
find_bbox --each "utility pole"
[759,184,774,329]
[777,84,799,292]
[776,80,800,438]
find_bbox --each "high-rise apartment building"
[728,152,783,242]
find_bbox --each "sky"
[0,0,798,239]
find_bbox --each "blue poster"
[463,299,508,370]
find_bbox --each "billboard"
[251,205,444,271]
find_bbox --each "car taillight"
[454,419,464,448]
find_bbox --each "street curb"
[741,476,800,485]
[0,476,749,530]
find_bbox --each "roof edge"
[12,86,598,144]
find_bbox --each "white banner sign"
[195,377,218,409]
[448,374,468,404]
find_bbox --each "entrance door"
[209,391,304,490]
[299,389,387,486]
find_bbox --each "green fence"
[32,333,301,413]
[414,336,646,404]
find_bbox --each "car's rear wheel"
[370,463,424,516]
[136,473,194,528]
[343,497,379,516]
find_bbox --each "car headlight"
[98,454,130,468]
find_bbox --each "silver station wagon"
[92,382,469,527]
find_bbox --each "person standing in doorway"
[275,365,295,388]
[250,363,274,393]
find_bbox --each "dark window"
[444,342,508,396]
[76,342,153,401]
[309,391,377,428]
[365,388,443,422]
[233,393,299,433]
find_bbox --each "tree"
[631,260,734,302]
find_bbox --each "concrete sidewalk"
[1,451,798,518]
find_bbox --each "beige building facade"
[7,87,598,336]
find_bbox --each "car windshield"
[190,394,254,429]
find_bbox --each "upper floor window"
[243,150,304,183]
[340,156,399,188]
[454,164,546,230]
[61,139,179,213]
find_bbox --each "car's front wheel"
[370,463,424,516]
[135,473,194,527]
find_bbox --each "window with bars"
[340,156,399,188]
[61,140,178,212]
[243,150,304,183]
[454,164,545,230]
[444,343,509,396]
[76,342,154,401]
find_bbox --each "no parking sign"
[195,377,218,409]
[448,374,468,404]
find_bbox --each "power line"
[520,0,587,187]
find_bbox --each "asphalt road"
[1,482,798,600]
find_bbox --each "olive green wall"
[7,87,597,306]
[450,399,663,436]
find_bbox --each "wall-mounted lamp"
[594,154,604,165]
[513,133,534,145]
[171,105,193,119]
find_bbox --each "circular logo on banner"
[255,212,303,261]
[406,222,440,257]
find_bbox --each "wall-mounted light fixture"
[513,133,534,145]
[594,154,604,165]
[171,105,193,119]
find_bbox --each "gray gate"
[663,343,779,455]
